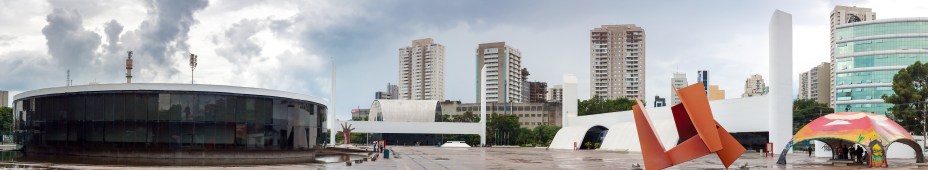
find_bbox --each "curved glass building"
[833,18,928,114]
[11,83,327,159]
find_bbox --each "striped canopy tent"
[783,112,924,164]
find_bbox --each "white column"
[562,74,578,127]
[479,65,487,146]
[329,62,337,145]
[769,10,794,153]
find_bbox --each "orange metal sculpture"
[633,82,746,169]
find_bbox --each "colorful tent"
[779,112,924,165]
[794,112,911,146]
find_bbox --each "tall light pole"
[189,53,197,84]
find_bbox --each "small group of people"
[835,144,868,164]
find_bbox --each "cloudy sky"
[1,0,927,120]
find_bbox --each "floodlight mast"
[189,53,197,84]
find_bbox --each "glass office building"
[834,18,928,114]
[12,83,327,159]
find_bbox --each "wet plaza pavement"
[4,146,924,169]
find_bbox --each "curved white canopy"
[13,83,328,106]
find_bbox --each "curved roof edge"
[13,83,328,106]
[837,17,928,28]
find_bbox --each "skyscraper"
[670,72,688,105]
[398,38,445,100]
[590,24,646,100]
[697,70,709,95]
[477,42,523,103]
[742,74,766,97]
[830,6,875,108]
[832,11,928,114]
[799,62,831,105]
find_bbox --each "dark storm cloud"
[104,19,123,54]
[121,0,209,78]
[42,8,102,67]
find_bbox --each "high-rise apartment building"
[742,74,767,97]
[697,70,709,95]
[799,62,831,104]
[546,85,563,103]
[832,10,928,114]
[670,72,688,105]
[0,90,8,107]
[708,85,725,101]
[830,6,876,108]
[375,83,399,100]
[590,24,646,100]
[398,38,445,100]
[477,42,523,103]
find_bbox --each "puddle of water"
[0,150,368,166]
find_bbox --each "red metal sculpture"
[341,122,355,145]
[633,82,746,169]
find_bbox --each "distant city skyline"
[1,1,927,120]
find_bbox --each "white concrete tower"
[479,65,487,146]
[769,10,794,153]
[562,74,578,127]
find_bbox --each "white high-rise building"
[670,72,687,105]
[590,24,646,100]
[829,6,875,108]
[742,74,767,97]
[546,85,564,103]
[398,38,445,100]
[476,42,523,103]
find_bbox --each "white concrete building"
[742,74,767,97]
[550,10,794,155]
[398,38,445,100]
[546,85,563,103]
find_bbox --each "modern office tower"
[670,72,688,105]
[546,85,564,103]
[398,38,445,100]
[697,70,709,95]
[0,90,8,107]
[833,18,928,114]
[526,81,548,103]
[653,96,666,107]
[375,83,399,100]
[708,85,725,101]
[742,74,767,97]
[799,62,832,104]
[476,42,523,103]
[590,24,646,100]
[830,6,876,108]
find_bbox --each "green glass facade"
[834,20,928,114]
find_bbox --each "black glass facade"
[12,90,327,154]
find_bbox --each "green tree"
[515,128,536,146]
[532,125,561,146]
[883,61,928,135]
[0,107,11,132]
[487,113,519,145]
[578,96,637,116]
[792,99,833,134]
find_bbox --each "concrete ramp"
[549,125,596,149]
[599,120,679,152]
